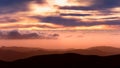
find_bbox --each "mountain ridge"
[0,46,120,61]
[0,53,120,68]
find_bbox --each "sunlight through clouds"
[0,0,120,30]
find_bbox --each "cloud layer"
[0,30,59,39]
[0,0,120,30]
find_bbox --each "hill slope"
[0,46,120,61]
[0,53,120,68]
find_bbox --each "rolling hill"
[0,46,120,61]
[0,53,120,68]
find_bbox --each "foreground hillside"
[0,46,120,61]
[0,53,120,68]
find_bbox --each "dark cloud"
[60,13,91,16]
[61,0,120,11]
[35,16,120,27]
[47,34,59,39]
[0,0,44,14]
[101,17,119,20]
[6,30,39,39]
[92,0,120,9]
[60,6,95,10]
[0,0,30,14]
[35,16,83,26]
[0,30,59,39]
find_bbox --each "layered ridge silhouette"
[0,53,120,68]
[0,46,120,61]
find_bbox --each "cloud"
[38,16,82,26]
[60,13,91,16]
[46,33,60,39]
[0,17,18,23]
[36,16,120,27]
[92,0,120,9]
[0,0,29,14]
[0,23,61,30]
[0,0,45,14]
[60,6,95,10]
[101,17,119,20]
[0,0,120,30]
[61,0,120,10]
[0,30,59,39]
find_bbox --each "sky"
[0,30,120,49]
[0,0,120,49]
[0,0,120,30]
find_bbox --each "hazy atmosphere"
[0,30,120,49]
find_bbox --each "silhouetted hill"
[0,60,7,67]
[0,46,120,61]
[0,53,120,68]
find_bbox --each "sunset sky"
[0,0,120,49]
[0,0,120,30]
